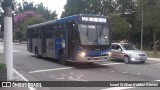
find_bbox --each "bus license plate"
[93,57,101,60]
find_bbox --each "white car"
[109,43,147,64]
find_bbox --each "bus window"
[53,25,58,37]
[32,28,37,38]
[46,26,53,38]
[79,24,109,45]
[54,24,64,38]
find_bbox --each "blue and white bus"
[27,14,111,64]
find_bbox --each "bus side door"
[67,21,76,59]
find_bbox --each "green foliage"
[61,0,136,18]
[30,3,58,20]
[136,0,160,52]
[61,0,116,18]
[22,16,46,35]
[0,31,3,38]
[15,0,57,20]
[0,63,6,69]
[13,0,57,42]
[109,13,130,41]
[15,0,35,13]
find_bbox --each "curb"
[148,58,160,62]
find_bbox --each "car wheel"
[124,56,131,64]
[59,52,66,65]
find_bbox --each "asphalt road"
[1,42,160,90]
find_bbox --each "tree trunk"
[153,30,157,54]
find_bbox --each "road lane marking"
[101,63,124,66]
[14,69,36,90]
[29,63,124,74]
[29,67,73,74]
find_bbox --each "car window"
[122,44,137,50]
[111,45,115,49]
[111,44,121,50]
[115,45,121,50]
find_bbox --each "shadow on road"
[109,59,147,65]
[66,62,110,69]
[30,55,110,69]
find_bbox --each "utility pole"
[1,0,14,80]
[141,0,144,50]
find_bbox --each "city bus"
[27,14,111,64]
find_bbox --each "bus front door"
[67,22,75,59]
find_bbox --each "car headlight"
[127,54,138,57]
[131,54,138,57]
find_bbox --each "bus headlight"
[108,51,111,56]
[80,52,86,57]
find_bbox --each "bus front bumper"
[75,55,109,62]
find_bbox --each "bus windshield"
[78,24,109,45]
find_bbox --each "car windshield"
[121,44,137,50]
[78,24,109,45]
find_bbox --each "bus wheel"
[59,52,66,65]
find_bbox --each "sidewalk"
[148,57,160,61]
[0,72,29,90]
[0,53,29,90]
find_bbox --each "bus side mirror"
[1,24,4,32]
[0,13,4,32]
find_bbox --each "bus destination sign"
[82,17,107,23]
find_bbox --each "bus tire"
[59,52,66,65]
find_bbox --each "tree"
[13,0,57,42]
[61,0,116,18]
[109,13,130,42]
[61,0,85,17]
[144,0,160,53]
[15,1,57,20]
[14,11,41,26]
[15,0,35,14]
[21,16,46,40]
[136,0,160,53]
[35,2,57,20]
[50,11,57,20]
[14,11,42,42]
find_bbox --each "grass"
[0,63,6,69]
[145,50,160,58]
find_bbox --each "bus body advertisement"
[27,14,111,64]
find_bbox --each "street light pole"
[141,0,144,50]
[1,0,14,80]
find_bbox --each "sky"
[17,0,67,18]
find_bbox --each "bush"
[0,63,6,69]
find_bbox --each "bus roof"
[27,14,108,29]
[27,20,56,28]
